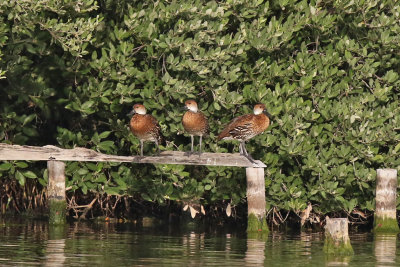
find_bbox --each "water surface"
[0,218,399,266]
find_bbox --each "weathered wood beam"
[0,143,266,168]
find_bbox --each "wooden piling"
[374,169,399,233]
[246,167,268,233]
[323,217,353,255]
[47,161,66,225]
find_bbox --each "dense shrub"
[0,0,399,221]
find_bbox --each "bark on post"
[323,217,353,255]
[246,167,268,233]
[374,169,399,233]
[47,161,66,225]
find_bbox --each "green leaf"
[23,171,37,179]
[105,186,121,195]
[394,143,400,153]
[141,193,152,202]
[22,114,36,126]
[15,162,28,168]
[78,168,89,175]
[81,100,95,111]
[98,141,114,152]
[96,173,107,183]
[99,131,112,139]
[115,178,127,190]
[15,171,25,186]
[0,163,12,171]
[22,127,39,137]
[82,184,88,194]
[38,178,47,187]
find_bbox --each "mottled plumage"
[182,100,208,153]
[129,104,163,156]
[218,104,270,157]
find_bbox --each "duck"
[128,104,164,156]
[182,100,208,153]
[217,103,271,159]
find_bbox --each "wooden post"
[323,217,353,255]
[47,161,66,225]
[374,169,399,233]
[246,167,268,233]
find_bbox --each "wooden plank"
[0,143,266,168]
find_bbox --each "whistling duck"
[218,104,271,158]
[182,100,208,153]
[128,104,164,156]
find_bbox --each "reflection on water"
[0,218,400,266]
[45,239,66,266]
[375,234,397,267]
[245,238,265,266]
[325,254,352,266]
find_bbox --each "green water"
[0,218,399,266]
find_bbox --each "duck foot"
[243,153,257,164]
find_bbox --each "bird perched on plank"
[217,103,271,160]
[182,100,208,153]
[128,104,164,156]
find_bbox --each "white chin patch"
[188,107,198,112]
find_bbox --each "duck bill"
[127,110,135,117]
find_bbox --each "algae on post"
[323,233,354,255]
[373,216,400,233]
[247,213,269,233]
[48,199,67,225]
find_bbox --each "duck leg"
[190,135,194,153]
[155,139,160,155]
[241,141,256,163]
[239,141,243,155]
[240,141,247,155]
[140,140,144,157]
[199,135,203,154]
